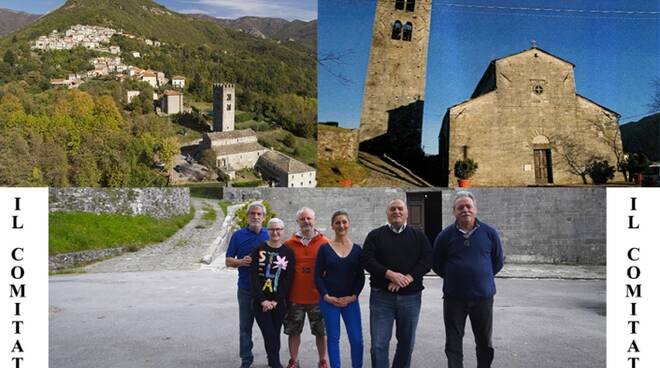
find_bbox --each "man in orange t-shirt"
[283,207,330,368]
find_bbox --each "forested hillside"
[0,0,316,186]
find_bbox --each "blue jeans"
[237,288,255,366]
[369,289,421,368]
[320,298,364,368]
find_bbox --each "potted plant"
[454,158,478,187]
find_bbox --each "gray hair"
[296,207,316,219]
[267,217,284,229]
[247,201,266,215]
[453,191,476,208]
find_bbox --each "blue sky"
[0,0,317,21]
[318,0,660,154]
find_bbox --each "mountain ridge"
[0,8,41,36]
[186,14,316,48]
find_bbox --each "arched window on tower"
[402,22,413,41]
[392,20,402,40]
[406,0,416,12]
[395,0,404,10]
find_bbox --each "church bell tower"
[359,0,432,153]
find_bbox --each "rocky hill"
[0,8,40,36]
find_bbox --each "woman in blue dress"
[314,211,365,368]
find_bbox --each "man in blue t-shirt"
[226,201,269,368]
[433,191,504,368]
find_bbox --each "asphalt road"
[49,270,605,368]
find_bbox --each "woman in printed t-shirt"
[314,211,365,368]
[250,217,295,368]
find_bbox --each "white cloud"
[177,8,211,14]
[177,0,316,20]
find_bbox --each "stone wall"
[224,187,405,243]
[224,187,605,265]
[318,125,359,162]
[49,188,190,218]
[440,188,606,264]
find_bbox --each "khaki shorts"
[283,303,325,336]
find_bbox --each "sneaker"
[287,359,300,368]
[318,359,329,368]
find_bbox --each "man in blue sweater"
[226,202,269,368]
[432,191,504,368]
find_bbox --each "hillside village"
[40,24,186,115]
[31,24,316,188]
[0,0,317,188]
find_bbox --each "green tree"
[3,49,16,65]
[157,136,180,173]
[94,95,123,130]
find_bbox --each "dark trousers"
[254,300,287,368]
[443,297,494,368]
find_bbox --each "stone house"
[256,150,317,188]
[439,45,623,186]
[140,70,158,88]
[172,76,185,89]
[161,90,183,115]
[200,129,268,179]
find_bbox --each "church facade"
[439,46,623,186]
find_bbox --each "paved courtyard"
[50,269,605,368]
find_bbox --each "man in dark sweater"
[432,191,504,368]
[361,199,433,368]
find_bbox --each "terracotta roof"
[257,150,314,174]
[206,129,257,141]
[141,71,157,77]
[172,75,185,80]
[211,142,267,156]
[163,90,182,96]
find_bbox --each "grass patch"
[219,200,232,215]
[49,210,194,255]
[317,159,370,187]
[232,179,265,187]
[257,128,317,167]
[184,182,225,199]
[236,119,273,131]
[202,205,217,222]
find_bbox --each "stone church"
[438,45,623,186]
[345,0,625,186]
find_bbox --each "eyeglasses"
[268,228,284,232]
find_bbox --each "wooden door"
[534,149,550,184]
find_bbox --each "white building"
[172,76,185,89]
[140,71,158,88]
[256,150,317,187]
[161,90,183,115]
[127,90,141,103]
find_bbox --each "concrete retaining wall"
[224,187,605,265]
[49,188,190,218]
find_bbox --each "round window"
[533,85,544,94]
